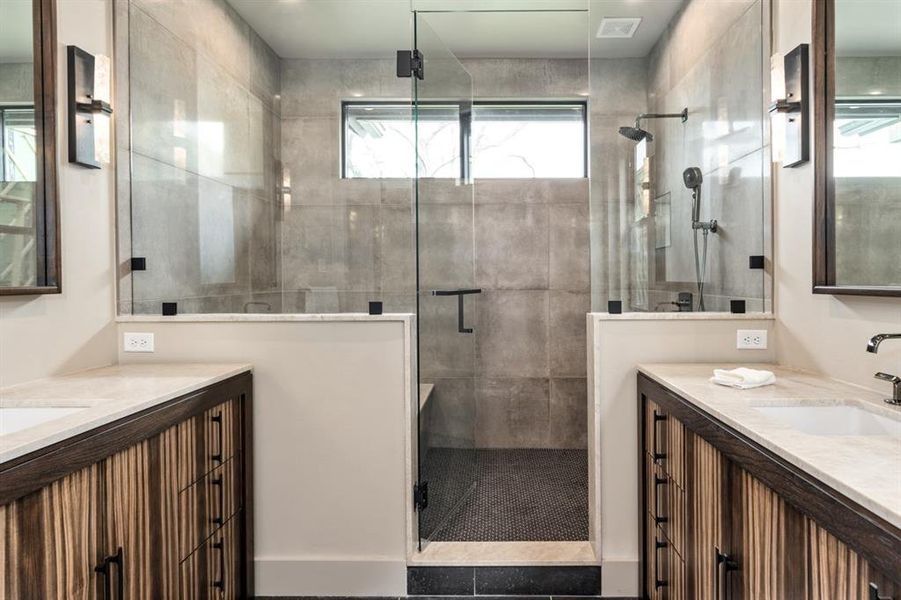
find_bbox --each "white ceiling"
[226,0,684,60]
[835,0,901,57]
[0,0,34,63]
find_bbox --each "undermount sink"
[0,407,88,437]
[753,404,901,437]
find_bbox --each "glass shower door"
[412,13,478,548]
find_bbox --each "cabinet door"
[106,434,183,599]
[689,434,727,600]
[808,520,900,600]
[733,468,807,600]
[0,464,104,600]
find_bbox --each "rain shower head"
[617,108,688,143]
[618,125,653,142]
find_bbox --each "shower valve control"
[737,329,768,350]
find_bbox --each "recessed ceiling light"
[597,17,642,39]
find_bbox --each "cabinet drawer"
[176,399,241,490]
[179,458,241,560]
[180,514,241,600]
[645,401,684,486]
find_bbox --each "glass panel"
[0,0,38,288]
[413,13,478,548]
[832,0,901,287]
[472,103,586,178]
[122,0,412,314]
[590,0,770,313]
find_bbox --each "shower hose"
[693,227,709,311]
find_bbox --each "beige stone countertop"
[638,363,901,529]
[0,363,252,465]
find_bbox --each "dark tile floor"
[407,565,601,596]
[419,448,588,542]
[257,597,623,600]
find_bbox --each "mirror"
[813,0,901,296]
[0,0,59,295]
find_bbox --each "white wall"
[773,0,901,390]
[0,0,117,387]
[116,317,414,596]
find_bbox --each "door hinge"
[413,481,429,511]
[397,50,424,80]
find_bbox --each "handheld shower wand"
[682,168,717,311]
[682,167,717,232]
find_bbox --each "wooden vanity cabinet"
[639,374,900,600]
[0,373,253,600]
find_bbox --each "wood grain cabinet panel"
[734,467,807,600]
[808,521,899,600]
[105,440,161,599]
[688,434,725,600]
[0,464,103,600]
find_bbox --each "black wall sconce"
[769,44,809,168]
[67,45,113,169]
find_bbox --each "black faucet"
[867,333,901,405]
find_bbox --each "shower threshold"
[409,540,597,566]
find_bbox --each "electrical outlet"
[737,329,768,350]
[123,332,154,353]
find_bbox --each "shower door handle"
[431,288,482,334]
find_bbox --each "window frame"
[340,99,588,180]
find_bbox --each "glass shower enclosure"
[411,13,478,548]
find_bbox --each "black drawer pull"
[652,410,667,462]
[870,583,894,600]
[715,547,739,600]
[212,538,226,592]
[654,538,668,589]
[211,412,224,463]
[211,476,225,526]
[653,473,668,524]
[95,547,124,600]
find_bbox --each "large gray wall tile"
[419,293,478,379]
[476,290,549,378]
[475,204,549,290]
[419,203,476,291]
[426,377,476,448]
[280,205,379,292]
[0,63,33,103]
[475,378,550,448]
[549,291,589,378]
[550,378,588,449]
[549,203,590,291]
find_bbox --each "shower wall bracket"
[397,50,424,80]
[769,43,809,167]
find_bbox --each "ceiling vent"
[596,17,642,39]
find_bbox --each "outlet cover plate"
[123,332,154,353]
[737,329,768,350]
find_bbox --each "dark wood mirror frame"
[812,0,900,297]
[0,0,60,296]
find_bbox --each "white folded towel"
[710,367,776,389]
